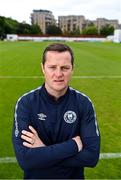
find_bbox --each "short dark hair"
[42,43,74,66]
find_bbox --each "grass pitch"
[0,41,121,179]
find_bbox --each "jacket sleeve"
[59,99,100,168]
[12,95,78,171]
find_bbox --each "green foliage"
[0,16,19,39]
[82,25,98,35]
[0,16,42,38]
[17,23,31,34]
[46,25,62,35]
[69,27,81,36]
[31,24,43,34]
[100,24,114,36]
[17,23,43,35]
[0,15,116,38]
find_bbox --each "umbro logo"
[38,113,47,121]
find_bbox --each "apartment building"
[31,9,119,34]
[31,9,56,34]
[93,18,119,33]
[58,15,86,33]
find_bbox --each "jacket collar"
[41,84,70,104]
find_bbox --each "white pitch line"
[0,76,44,79]
[0,157,16,163]
[100,153,121,159]
[0,75,121,79]
[72,75,121,79]
[0,153,121,163]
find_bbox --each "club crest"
[64,111,77,124]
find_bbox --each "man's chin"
[53,85,67,92]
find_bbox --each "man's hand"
[21,126,45,148]
[72,136,83,152]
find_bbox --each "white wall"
[113,29,121,43]
[7,34,18,41]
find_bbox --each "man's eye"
[62,67,70,70]
[49,66,56,69]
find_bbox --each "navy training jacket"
[12,84,100,179]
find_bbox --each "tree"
[46,25,62,35]
[17,23,32,34]
[0,17,5,39]
[82,25,98,35]
[31,24,42,34]
[100,24,114,36]
[0,16,19,39]
[0,15,43,38]
[5,17,19,33]
[69,27,81,36]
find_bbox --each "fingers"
[21,134,34,144]
[29,125,37,135]
[21,126,45,148]
[22,126,37,138]
[23,141,33,148]
[21,126,36,147]
[22,130,34,138]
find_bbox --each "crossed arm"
[13,97,100,170]
[21,125,83,152]
[20,125,100,169]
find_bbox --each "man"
[12,43,100,179]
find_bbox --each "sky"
[0,0,121,24]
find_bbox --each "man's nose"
[55,68,63,77]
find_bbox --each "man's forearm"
[59,136,100,168]
[13,137,79,170]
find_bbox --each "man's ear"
[41,63,45,75]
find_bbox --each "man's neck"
[44,83,68,100]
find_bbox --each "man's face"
[41,51,73,94]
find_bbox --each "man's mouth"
[54,80,64,82]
